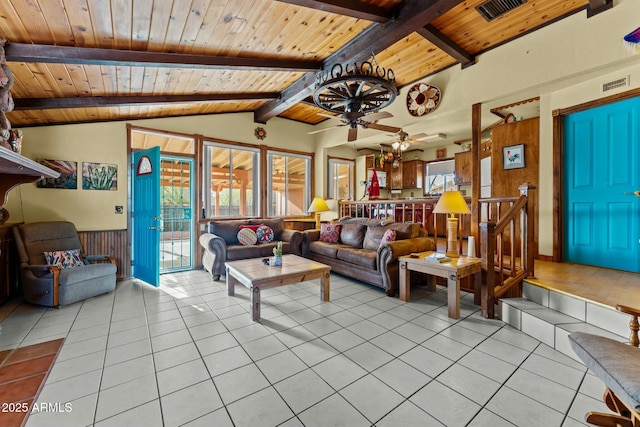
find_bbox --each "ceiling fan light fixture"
[401,141,410,151]
[392,141,400,150]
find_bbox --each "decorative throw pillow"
[379,229,396,247]
[320,223,341,243]
[239,224,263,233]
[44,249,84,269]
[237,228,258,246]
[256,225,274,244]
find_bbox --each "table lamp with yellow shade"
[433,190,470,257]
[308,197,330,229]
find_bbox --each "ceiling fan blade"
[347,127,358,142]
[367,123,402,133]
[364,111,393,122]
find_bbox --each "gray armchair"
[13,221,117,307]
[568,305,640,427]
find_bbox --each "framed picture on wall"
[82,162,118,190]
[435,147,447,159]
[37,160,78,189]
[503,144,525,170]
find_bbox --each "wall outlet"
[115,206,123,214]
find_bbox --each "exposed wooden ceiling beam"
[587,0,613,17]
[254,0,465,123]
[5,43,322,72]
[275,0,394,23]
[13,93,280,110]
[416,24,475,68]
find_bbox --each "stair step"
[498,281,630,361]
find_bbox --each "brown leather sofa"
[199,218,303,280]
[302,218,435,296]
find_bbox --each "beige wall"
[5,113,315,231]
[6,122,128,231]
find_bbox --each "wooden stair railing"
[479,183,536,318]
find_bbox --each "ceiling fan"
[308,110,401,142]
[391,130,429,151]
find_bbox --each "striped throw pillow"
[237,228,258,246]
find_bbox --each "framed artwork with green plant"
[82,162,117,190]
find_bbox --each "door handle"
[624,191,640,197]
[148,226,164,230]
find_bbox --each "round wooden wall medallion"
[254,127,267,140]
[406,83,441,117]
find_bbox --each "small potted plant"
[271,241,283,266]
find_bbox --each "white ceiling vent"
[476,0,527,22]
[602,76,630,93]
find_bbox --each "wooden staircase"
[478,182,536,318]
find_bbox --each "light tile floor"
[0,269,616,427]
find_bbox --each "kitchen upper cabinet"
[386,162,403,190]
[402,160,423,189]
[365,154,386,171]
[454,151,472,185]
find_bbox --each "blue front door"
[132,147,161,286]
[564,97,640,272]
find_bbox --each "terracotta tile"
[5,339,64,366]
[0,349,11,365]
[0,355,56,385]
[0,398,32,427]
[0,374,46,403]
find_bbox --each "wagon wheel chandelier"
[313,54,398,119]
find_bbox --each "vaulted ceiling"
[1,0,609,129]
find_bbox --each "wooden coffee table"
[226,254,331,321]
[398,251,481,319]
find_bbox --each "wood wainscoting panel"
[77,229,130,280]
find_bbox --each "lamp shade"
[308,197,330,213]
[433,191,470,215]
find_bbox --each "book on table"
[424,253,451,263]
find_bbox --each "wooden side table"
[398,251,481,319]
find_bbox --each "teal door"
[564,97,640,272]
[132,147,161,286]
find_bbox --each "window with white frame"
[328,157,355,200]
[267,151,312,216]
[203,141,260,217]
[425,160,456,195]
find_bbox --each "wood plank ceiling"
[0,0,604,129]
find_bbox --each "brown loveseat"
[302,218,435,296]
[199,218,303,280]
